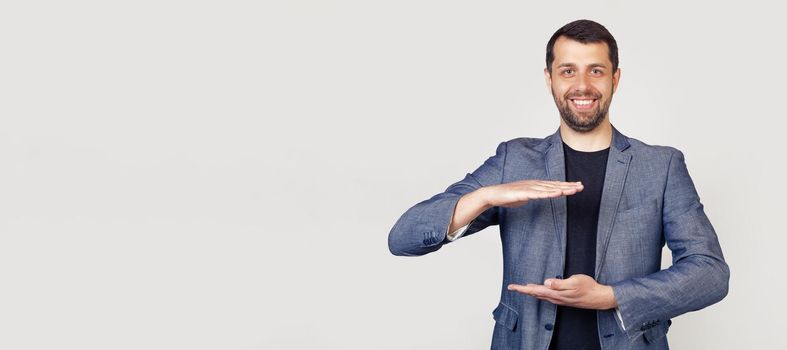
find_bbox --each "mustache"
[565,92,601,99]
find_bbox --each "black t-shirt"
[548,142,610,350]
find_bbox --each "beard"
[552,87,612,133]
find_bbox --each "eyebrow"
[556,63,609,69]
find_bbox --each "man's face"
[544,36,621,133]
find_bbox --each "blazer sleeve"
[387,141,508,256]
[610,149,730,339]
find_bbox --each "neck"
[559,120,613,152]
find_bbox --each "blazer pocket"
[617,198,659,218]
[492,302,518,331]
[614,199,661,233]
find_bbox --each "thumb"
[544,278,564,290]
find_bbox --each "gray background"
[0,0,784,349]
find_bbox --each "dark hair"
[545,19,618,74]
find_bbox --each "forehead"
[552,36,612,67]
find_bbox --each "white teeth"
[572,99,594,106]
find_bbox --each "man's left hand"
[507,274,617,310]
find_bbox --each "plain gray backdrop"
[1,0,785,349]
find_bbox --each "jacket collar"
[535,123,630,154]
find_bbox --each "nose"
[573,72,590,92]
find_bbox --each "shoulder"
[625,135,685,163]
[499,136,551,164]
[622,134,695,181]
[504,136,544,149]
[503,135,550,154]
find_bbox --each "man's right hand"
[447,180,583,235]
[481,180,584,208]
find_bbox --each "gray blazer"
[388,125,729,349]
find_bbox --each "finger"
[529,187,581,198]
[555,182,584,193]
[536,181,583,189]
[507,283,529,293]
[544,278,568,290]
[508,284,561,299]
[528,190,566,200]
[514,187,580,202]
[522,291,572,306]
[551,275,584,289]
[507,283,542,295]
[508,284,582,307]
[528,185,567,193]
[546,180,584,187]
[562,274,588,287]
[559,187,582,195]
[518,189,562,200]
[529,182,583,194]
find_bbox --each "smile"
[570,99,597,110]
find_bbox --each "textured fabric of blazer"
[388,125,729,349]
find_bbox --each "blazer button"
[545,324,554,331]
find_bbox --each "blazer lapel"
[542,128,568,262]
[595,126,632,279]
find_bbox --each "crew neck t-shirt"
[548,141,610,350]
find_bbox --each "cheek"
[553,85,570,97]
[600,81,615,94]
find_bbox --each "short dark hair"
[545,19,618,74]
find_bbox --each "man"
[387,19,729,350]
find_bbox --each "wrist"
[475,186,496,209]
[604,285,618,309]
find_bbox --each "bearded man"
[388,19,729,350]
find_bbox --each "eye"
[562,69,573,75]
[591,68,603,75]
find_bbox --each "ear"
[544,67,552,90]
[612,67,621,94]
